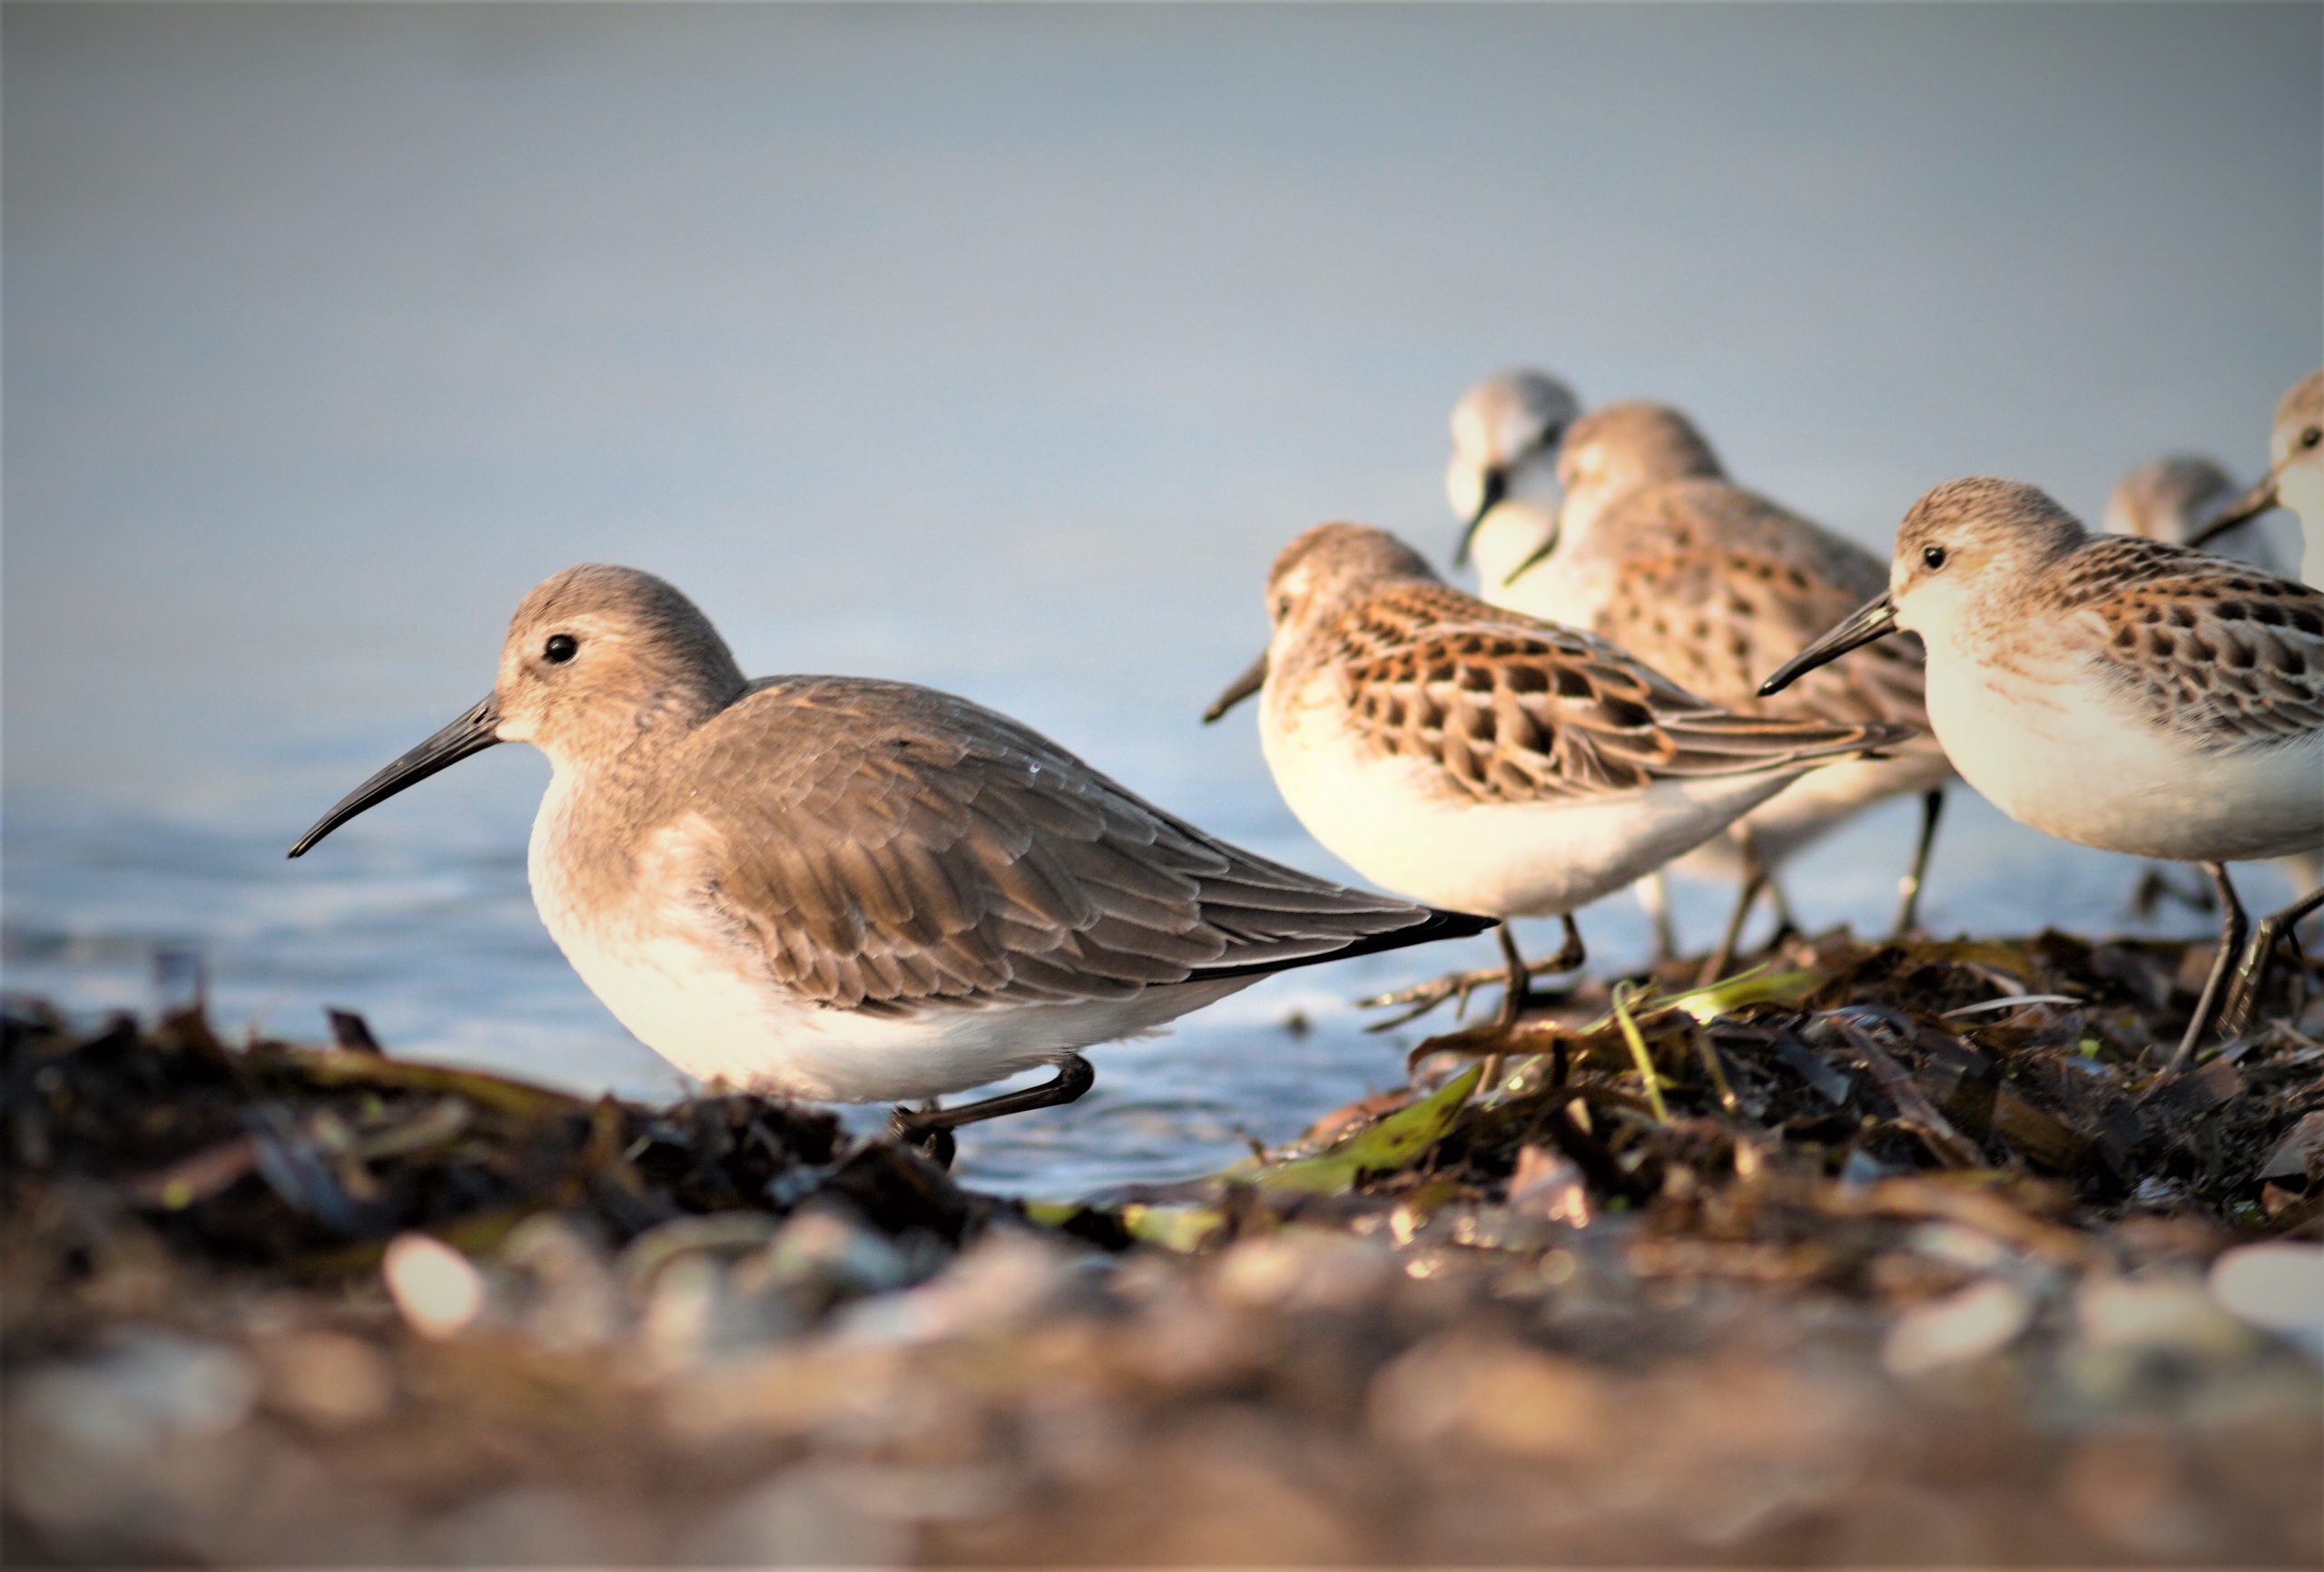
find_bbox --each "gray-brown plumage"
[656,674,1480,1014]
[289,564,1487,1148]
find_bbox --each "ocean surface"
[5,5,2319,1195]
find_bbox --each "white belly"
[543,912,1254,1103]
[1260,690,1810,919]
[1925,656,2324,864]
[526,786,1256,1104]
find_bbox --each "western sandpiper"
[2193,368,2323,588]
[2108,455,2284,572]
[1204,524,1915,1031]
[289,565,1491,1156]
[1446,368,1581,591]
[2109,454,2314,910]
[1763,478,2324,1069]
[1481,400,1955,974]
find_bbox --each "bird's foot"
[1360,954,1581,1033]
[884,1105,958,1171]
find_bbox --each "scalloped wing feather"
[2067,537,2324,751]
[1583,479,1934,735]
[1324,584,1912,805]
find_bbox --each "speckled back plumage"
[1898,477,2324,755]
[1288,577,1914,805]
[1581,478,1934,740]
[2045,537,2324,750]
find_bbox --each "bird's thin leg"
[1360,925,1581,1032]
[1699,836,1770,988]
[1493,923,1533,1031]
[1476,917,1586,1090]
[2163,863,2249,1075]
[1639,871,1681,965]
[1764,876,1801,946]
[1475,927,1528,1090]
[886,1053,1097,1168]
[2219,881,2324,1038]
[1890,788,1947,936]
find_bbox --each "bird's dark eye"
[2301,426,2321,450]
[543,634,579,664]
[1921,545,1948,572]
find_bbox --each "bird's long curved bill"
[1452,467,1509,568]
[2187,472,2279,549]
[1202,652,1269,724]
[287,696,502,858]
[1759,594,1898,697]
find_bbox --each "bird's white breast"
[1921,642,2324,864]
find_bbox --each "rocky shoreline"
[5,928,2319,1564]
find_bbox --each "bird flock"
[290,367,2324,1159]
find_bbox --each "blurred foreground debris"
[4,926,2319,1565]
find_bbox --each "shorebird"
[2107,455,2285,573]
[288,565,1491,1157]
[2191,368,2324,589]
[1472,399,1954,975]
[2108,454,2312,914]
[1203,524,1914,1034]
[1446,368,1581,593]
[1763,478,2324,1070]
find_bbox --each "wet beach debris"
[1069,928,2324,1270]
[0,996,996,1324]
[3,925,2320,1566]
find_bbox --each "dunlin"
[1204,524,1914,1030]
[2192,368,2324,588]
[289,565,1490,1155]
[1479,400,1954,972]
[1763,478,2324,1068]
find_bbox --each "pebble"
[1210,1229,1396,1312]
[752,1203,921,1315]
[498,1213,623,1348]
[831,1229,1089,1345]
[1368,1334,1608,1459]
[383,1233,487,1339]
[2207,1243,2324,1359]
[14,1329,257,1460]
[1884,1279,2034,1377]
[259,1330,396,1428]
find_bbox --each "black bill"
[1452,467,1510,567]
[1201,651,1269,724]
[1759,593,1899,697]
[1499,519,1561,588]
[2186,471,2280,549]
[287,696,503,858]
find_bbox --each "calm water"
[5,5,2319,1194]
